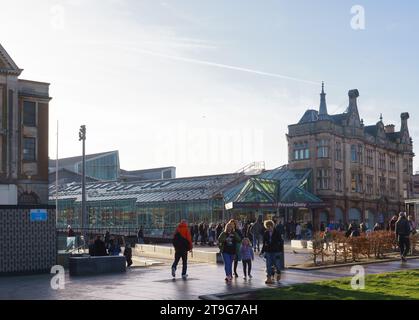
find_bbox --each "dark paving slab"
[1,252,417,300]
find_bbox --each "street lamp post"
[79,125,87,249]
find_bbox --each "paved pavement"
[1,250,418,300]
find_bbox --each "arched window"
[334,208,344,224]
[365,210,375,229]
[319,211,329,224]
[349,208,361,224]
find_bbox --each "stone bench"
[291,240,307,249]
[69,255,126,276]
[134,244,223,264]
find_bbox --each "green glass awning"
[223,165,324,210]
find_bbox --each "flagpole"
[55,120,59,226]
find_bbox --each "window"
[408,159,413,175]
[23,137,36,161]
[379,177,387,196]
[293,141,309,160]
[389,179,397,196]
[389,155,396,172]
[317,168,330,190]
[357,145,364,163]
[366,149,374,167]
[23,101,36,127]
[351,145,358,162]
[335,142,342,161]
[351,173,363,193]
[366,175,374,195]
[378,153,386,170]
[335,169,343,192]
[317,140,329,158]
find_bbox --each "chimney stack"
[385,124,395,133]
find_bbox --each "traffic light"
[79,125,86,141]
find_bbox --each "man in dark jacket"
[395,212,411,262]
[93,235,108,256]
[172,220,193,279]
[124,243,133,267]
[261,220,283,284]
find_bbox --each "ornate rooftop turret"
[318,82,329,120]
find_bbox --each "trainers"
[265,277,274,284]
[401,256,407,262]
[171,267,176,277]
[243,276,247,280]
[248,274,253,278]
[182,274,188,280]
[276,273,281,282]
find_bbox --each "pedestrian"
[260,220,283,284]
[104,230,111,250]
[67,225,75,237]
[108,237,121,256]
[88,237,96,256]
[218,222,241,283]
[320,222,326,233]
[193,223,199,245]
[395,212,411,262]
[289,220,296,239]
[137,226,144,244]
[275,219,285,240]
[124,243,133,267]
[350,225,360,237]
[360,222,368,233]
[388,214,398,232]
[373,223,381,232]
[229,219,243,278]
[171,220,193,279]
[249,215,264,252]
[93,235,108,256]
[199,222,205,245]
[345,223,354,238]
[323,227,332,250]
[208,224,216,246]
[190,224,195,243]
[295,223,302,240]
[306,221,313,239]
[240,238,254,280]
[216,223,223,242]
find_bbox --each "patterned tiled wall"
[0,207,56,274]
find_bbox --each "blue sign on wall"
[30,209,48,222]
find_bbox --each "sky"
[1,0,419,177]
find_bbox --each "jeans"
[398,235,410,258]
[242,259,252,276]
[265,252,282,277]
[252,236,262,251]
[222,253,234,277]
[172,251,188,275]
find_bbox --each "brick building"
[287,83,414,229]
[0,43,51,204]
[0,43,55,274]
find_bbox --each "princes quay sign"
[226,202,325,210]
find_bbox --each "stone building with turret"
[287,83,414,229]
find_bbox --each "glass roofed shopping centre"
[50,164,325,238]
